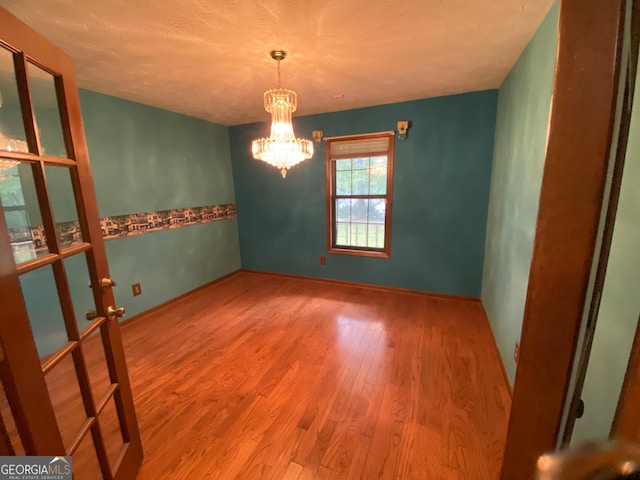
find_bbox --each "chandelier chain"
[276,59,282,89]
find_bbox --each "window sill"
[328,247,390,259]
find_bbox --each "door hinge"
[575,398,585,419]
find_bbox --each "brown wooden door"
[0,8,142,479]
[500,0,639,477]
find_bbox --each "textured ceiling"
[0,0,554,126]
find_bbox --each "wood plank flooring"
[124,272,511,479]
[0,271,511,478]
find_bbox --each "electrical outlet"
[514,341,520,364]
[320,255,326,266]
[132,283,142,296]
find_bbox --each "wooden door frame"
[603,0,640,444]
[559,0,640,446]
[500,0,631,477]
[612,314,640,442]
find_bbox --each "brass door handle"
[88,278,118,288]
[100,278,118,288]
[107,306,126,318]
[537,441,640,479]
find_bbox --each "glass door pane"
[0,162,49,264]
[27,62,67,158]
[0,47,29,154]
[98,396,126,471]
[73,433,106,479]
[43,354,88,449]
[46,165,84,250]
[19,265,68,358]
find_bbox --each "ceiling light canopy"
[251,50,313,178]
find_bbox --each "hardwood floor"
[1,271,511,479]
[123,272,511,479]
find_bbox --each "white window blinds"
[328,133,392,158]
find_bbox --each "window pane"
[44,353,87,449]
[334,198,386,249]
[349,224,357,247]
[0,47,29,154]
[336,222,348,245]
[28,63,67,158]
[336,199,351,222]
[19,265,69,358]
[336,159,351,171]
[83,329,113,404]
[370,156,387,195]
[45,165,83,250]
[0,162,49,264]
[71,422,103,479]
[352,223,368,247]
[4,209,29,229]
[351,199,367,223]
[336,170,351,195]
[346,200,365,247]
[99,396,126,471]
[370,224,385,248]
[64,254,96,335]
[352,169,369,195]
[369,198,385,223]
[369,199,386,249]
[352,157,369,170]
[371,156,387,170]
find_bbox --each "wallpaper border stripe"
[9,203,237,262]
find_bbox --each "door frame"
[559,0,640,446]
[612,314,640,442]
[500,0,636,477]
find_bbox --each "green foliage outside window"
[334,156,388,250]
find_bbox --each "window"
[325,132,394,258]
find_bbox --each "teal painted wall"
[80,90,240,318]
[12,90,240,356]
[570,47,640,443]
[481,2,559,383]
[80,90,236,216]
[230,91,498,296]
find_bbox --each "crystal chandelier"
[251,50,313,178]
